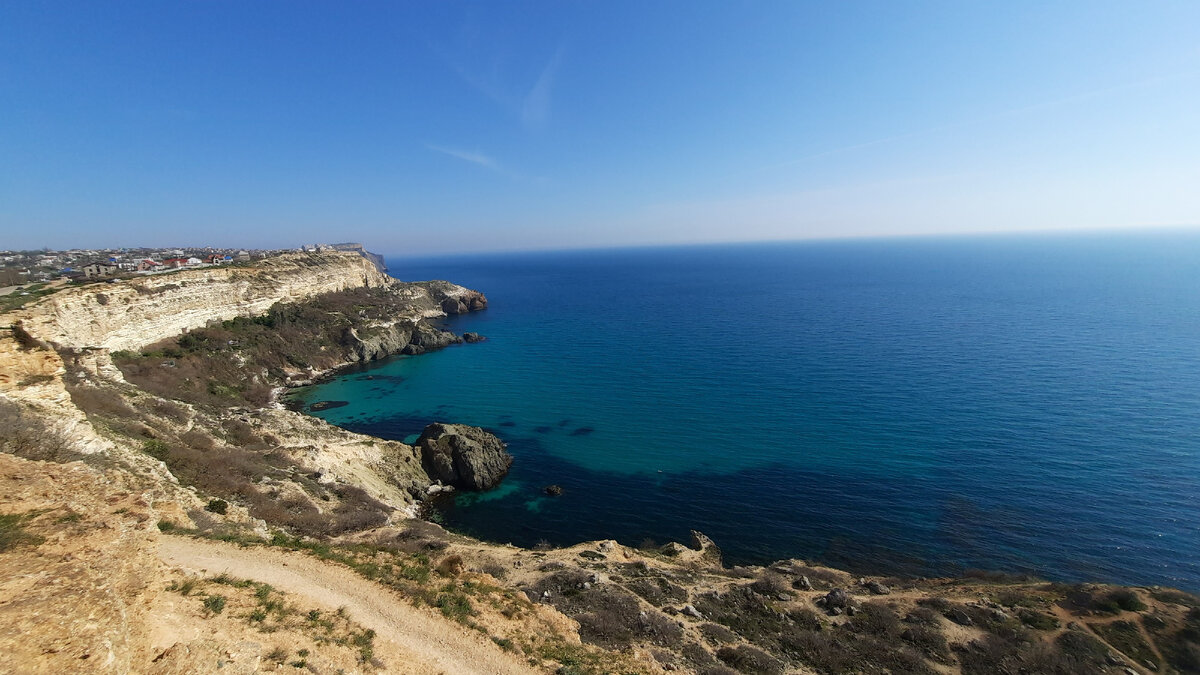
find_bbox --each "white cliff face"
[13,252,389,351]
[0,251,487,525]
[0,251,393,469]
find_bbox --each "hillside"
[1,252,1198,674]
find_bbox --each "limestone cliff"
[8,252,390,353]
[331,242,387,273]
[0,251,489,531]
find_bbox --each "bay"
[291,231,1200,591]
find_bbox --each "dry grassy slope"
[5,440,1196,674]
[0,452,164,674]
[0,452,530,675]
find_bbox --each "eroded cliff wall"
[11,252,389,352]
[0,251,485,521]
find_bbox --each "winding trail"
[158,536,541,675]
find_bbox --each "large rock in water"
[416,423,512,490]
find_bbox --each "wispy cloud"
[425,143,547,185]
[521,46,564,128]
[429,26,567,129]
[425,143,498,169]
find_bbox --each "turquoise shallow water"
[291,232,1200,590]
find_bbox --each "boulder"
[416,423,513,491]
[544,484,564,496]
[864,580,891,595]
[946,608,974,626]
[820,588,854,615]
[463,332,487,343]
[661,542,689,557]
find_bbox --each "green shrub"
[715,644,786,674]
[1090,620,1158,670]
[436,589,474,622]
[142,439,170,460]
[202,594,227,615]
[1018,609,1060,630]
[0,512,44,552]
[205,498,228,515]
[848,602,903,638]
[1108,588,1147,612]
[352,628,376,662]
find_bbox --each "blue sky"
[2,1,1199,254]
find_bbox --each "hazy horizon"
[9,223,1200,260]
[3,2,1199,254]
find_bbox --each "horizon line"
[377,223,1200,260]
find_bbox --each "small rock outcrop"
[816,588,859,616]
[416,423,513,491]
[440,290,488,315]
[690,530,723,567]
[864,580,891,595]
[463,332,486,343]
[544,484,564,496]
[398,323,463,356]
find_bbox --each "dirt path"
[158,536,541,675]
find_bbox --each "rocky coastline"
[2,251,1198,675]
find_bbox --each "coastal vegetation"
[0,511,44,553]
[0,282,59,312]
[66,369,396,537]
[167,573,380,665]
[135,514,1200,674]
[111,286,450,408]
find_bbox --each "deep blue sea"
[291,231,1200,591]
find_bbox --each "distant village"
[0,243,369,288]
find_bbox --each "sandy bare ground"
[158,536,542,675]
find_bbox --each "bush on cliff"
[62,375,392,539]
[527,570,682,650]
[113,286,447,409]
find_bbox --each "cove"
[290,233,1200,591]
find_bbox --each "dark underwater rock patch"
[308,400,349,411]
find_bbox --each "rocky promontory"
[416,423,514,491]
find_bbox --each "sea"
[288,230,1200,591]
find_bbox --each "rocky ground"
[2,253,1198,674]
[5,442,1199,674]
